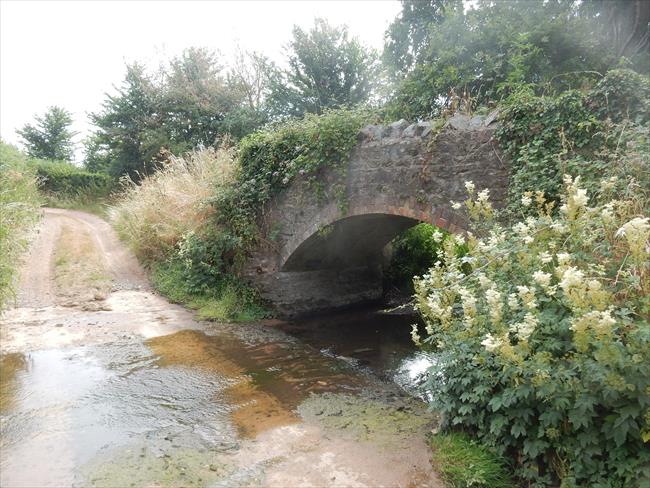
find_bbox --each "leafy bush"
[414,176,649,486]
[31,159,113,204]
[430,432,515,488]
[385,223,447,292]
[151,258,266,322]
[497,69,650,214]
[0,141,41,310]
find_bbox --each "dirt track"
[0,208,441,488]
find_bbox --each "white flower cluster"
[510,313,538,341]
[560,175,589,221]
[616,217,650,261]
[413,173,647,364]
[481,333,504,352]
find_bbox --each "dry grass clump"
[109,147,236,261]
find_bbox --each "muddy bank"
[0,208,441,487]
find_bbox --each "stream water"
[274,307,435,399]
[1,305,438,487]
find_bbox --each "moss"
[297,392,434,445]
[82,444,234,487]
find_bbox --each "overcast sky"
[0,0,401,161]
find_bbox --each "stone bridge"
[244,112,509,316]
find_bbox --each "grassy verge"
[0,141,41,310]
[109,147,270,323]
[151,260,267,322]
[430,432,515,488]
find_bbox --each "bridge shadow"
[282,213,419,272]
[263,213,428,317]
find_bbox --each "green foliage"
[0,141,41,310]
[216,107,378,247]
[268,19,378,118]
[88,49,272,180]
[385,0,647,120]
[430,432,515,488]
[414,175,650,487]
[31,159,113,203]
[497,69,650,213]
[586,69,650,123]
[383,0,461,79]
[151,258,267,323]
[17,106,77,161]
[385,223,446,291]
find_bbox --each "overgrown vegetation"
[109,147,267,321]
[0,141,41,310]
[430,432,515,488]
[497,69,650,214]
[385,0,649,120]
[109,107,376,321]
[414,170,649,485]
[218,107,377,243]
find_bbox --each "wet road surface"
[0,208,441,487]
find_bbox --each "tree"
[87,48,273,179]
[223,48,277,138]
[580,0,650,73]
[384,0,637,120]
[268,19,378,118]
[88,63,162,179]
[383,0,461,79]
[17,106,77,161]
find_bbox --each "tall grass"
[109,147,266,321]
[110,147,236,262]
[0,141,41,310]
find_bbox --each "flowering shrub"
[414,176,649,486]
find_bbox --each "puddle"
[146,329,365,438]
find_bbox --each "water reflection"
[273,307,436,398]
[0,352,27,413]
[147,329,365,437]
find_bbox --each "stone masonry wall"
[245,112,508,316]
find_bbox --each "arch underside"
[282,213,420,272]
[266,213,422,316]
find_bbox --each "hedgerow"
[413,175,649,486]
[31,159,113,205]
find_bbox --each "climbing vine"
[497,69,650,215]
[213,107,378,248]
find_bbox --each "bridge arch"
[244,113,508,316]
